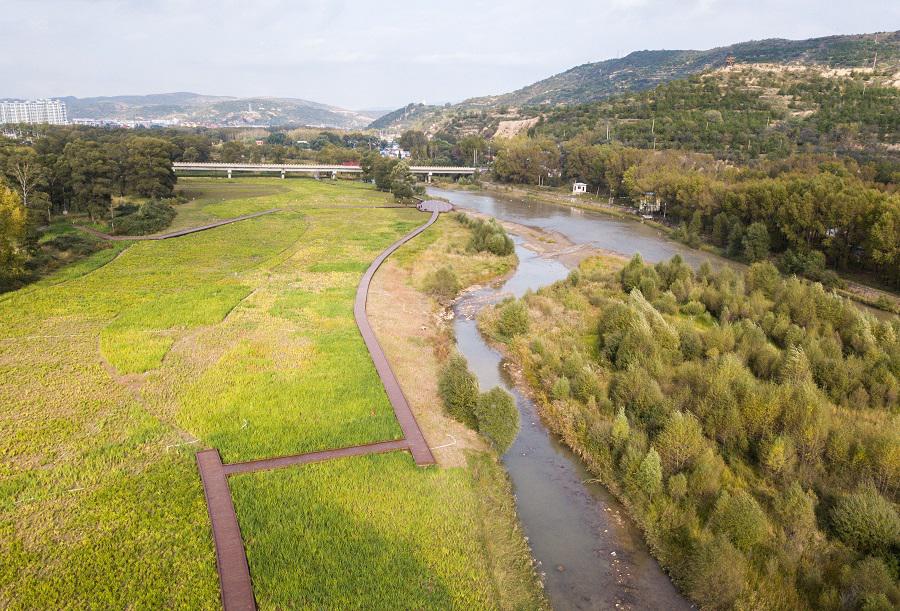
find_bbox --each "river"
[432,187,694,610]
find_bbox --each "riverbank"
[436,180,900,315]
[368,213,549,609]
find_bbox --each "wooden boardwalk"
[77,209,280,241]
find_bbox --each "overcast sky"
[3,0,897,110]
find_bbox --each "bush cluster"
[438,355,520,453]
[453,213,514,256]
[112,200,176,236]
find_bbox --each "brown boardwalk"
[223,439,410,475]
[196,449,257,611]
[354,210,439,466]
[77,208,280,241]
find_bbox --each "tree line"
[491,140,900,289]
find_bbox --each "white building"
[0,99,69,125]
[572,182,588,194]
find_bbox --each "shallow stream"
[435,187,694,609]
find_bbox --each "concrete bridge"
[172,162,478,181]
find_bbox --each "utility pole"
[651,117,656,150]
[606,119,610,142]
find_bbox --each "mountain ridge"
[60,91,375,128]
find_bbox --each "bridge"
[172,162,478,181]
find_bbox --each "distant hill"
[62,92,377,129]
[372,31,899,133]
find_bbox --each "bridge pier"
[331,170,337,180]
[227,169,232,179]
[427,172,432,183]
[280,169,285,179]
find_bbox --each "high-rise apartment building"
[0,99,68,125]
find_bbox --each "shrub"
[457,214,514,256]
[474,387,520,453]
[113,200,176,235]
[668,473,688,500]
[710,489,769,552]
[495,299,528,339]
[634,447,663,500]
[437,355,479,427]
[551,376,571,400]
[655,411,705,473]
[830,488,900,556]
[425,266,460,300]
[686,535,747,609]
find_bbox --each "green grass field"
[1,177,544,609]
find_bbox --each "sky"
[2,0,897,110]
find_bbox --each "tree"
[474,387,520,452]
[6,147,45,217]
[0,185,27,286]
[398,130,428,160]
[438,355,480,427]
[710,489,768,552]
[124,137,176,198]
[495,299,528,339]
[742,222,770,262]
[870,202,900,288]
[635,447,663,500]
[611,407,631,447]
[655,411,705,473]
[830,488,900,556]
[686,535,747,610]
[388,161,421,202]
[492,137,560,185]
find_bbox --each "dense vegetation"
[438,356,520,453]
[489,253,899,609]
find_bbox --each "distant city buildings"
[0,99,68,125]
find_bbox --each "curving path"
[197,202,450,610]
[78,208,280,241]
[353,209,440,466]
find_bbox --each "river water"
[432,187,694,610]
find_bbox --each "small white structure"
[572,182,588,195]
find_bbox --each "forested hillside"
[486,254,899,609]
[531,64,899,161]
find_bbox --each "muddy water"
[452,237,691,610]
[429,187,732,269]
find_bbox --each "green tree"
[685,535,747,610]
[388,161,422,202]
[495,299,528,340]
[611,407,630,447]
[742,222,770,262]
[124,137,176,198]
[635,447,663,500]
[0,185,27,286]
[398,130,428,160]
[474,387,520,453]
[437,355,480,428]
[655,410,705,473]
[710,489,768,552]
[830,488,900,556]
